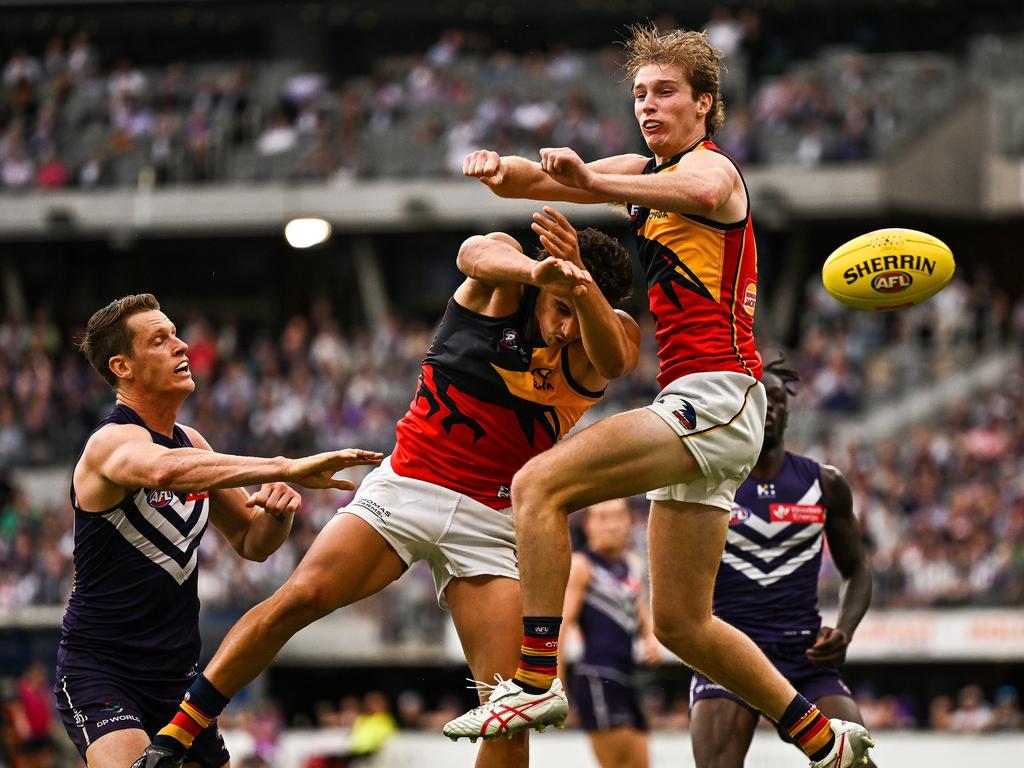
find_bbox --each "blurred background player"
[131,209,639,768]
[561,498,659,768]
[688,361,875,768]
[56,293,382,768]
[452,23,872,768]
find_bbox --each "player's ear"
[108,354,134,382]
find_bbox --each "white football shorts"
[645,370,766,511]
[340,456,518,608]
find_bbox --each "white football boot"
[809,719,875,768]
[442,677,569,742]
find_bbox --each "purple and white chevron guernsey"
[578,548,643,671]
[57,404,208,682]
[715,452,827,644]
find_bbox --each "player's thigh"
[588,728,648,768]
[515,407,701,508]
[279,513,407,611]
[84,727,150,768]
[446,575,523,686]
[690,698,758,768]
[647,499,729,624]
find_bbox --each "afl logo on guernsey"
[729,504,751,525]
[147,490,175,508]
[499,328,521,352]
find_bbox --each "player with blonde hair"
[447,22,874,768]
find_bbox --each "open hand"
[284,449,383,491]
[539,147,592,190]
[244,482,301,517]
[531,206,583,267]
[463,149,505,187]
[805,626,851,666]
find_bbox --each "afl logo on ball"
[871,271,913,293]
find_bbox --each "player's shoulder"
[81,421,152,458]
[177,423,211,450]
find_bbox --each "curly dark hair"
[537,227,633,305]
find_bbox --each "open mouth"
[174,360,190,374]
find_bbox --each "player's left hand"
[245,482,302,518]
[539,147,592,190]
[531,206,584,267]
[805,626,850,666]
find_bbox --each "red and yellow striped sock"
[154,700,213,753]
[512,616,562,694]
[779,695,835,761]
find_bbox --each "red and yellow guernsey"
[630,137,762,388]
[391,286,604,509]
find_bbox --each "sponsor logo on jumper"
[756,482,776,499]
[648,209,669,219]
[843,254,935,285]
[531,367,555,390]
[769,503,825,524]
[185,491,209,502]
[352,498,391,521]
[743,280,757,316]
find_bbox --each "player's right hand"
[531,256,592,298]
[284,449,383,491]
[464,150,505,186]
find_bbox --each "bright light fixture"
[284,218,331,248]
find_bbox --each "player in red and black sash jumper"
[131,209,638,768]
[689,361,876,768]
[56,294,381,768]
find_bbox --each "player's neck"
[654,130,706,166]
[593,544,625,561]
[750,443,786,479]
[116,391,183,438]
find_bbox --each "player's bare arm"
[808,465,873,666]
[75,422,382,510]
[558,552,593,683]
[454,229,592,316]
[541,146,745,222]
[464,149,648,204]
[531,206,640,382]
[182,425,300,562]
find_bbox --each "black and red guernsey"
[391,286,604,509]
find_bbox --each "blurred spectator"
[949,684,995,733]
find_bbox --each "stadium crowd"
[0,15,967,191]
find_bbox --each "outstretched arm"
[80,423,381,501]
[464,150,648,203]
[807,465,873,666]
[183,426,300,562]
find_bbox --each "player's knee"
[270,574,339,627]
[511,458,570,512]
[651,607,705,657]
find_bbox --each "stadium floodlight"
[284,217,332,248]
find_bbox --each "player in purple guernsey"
[689,362,876,768]
[562,499,659,768]
[56,294,381,768]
